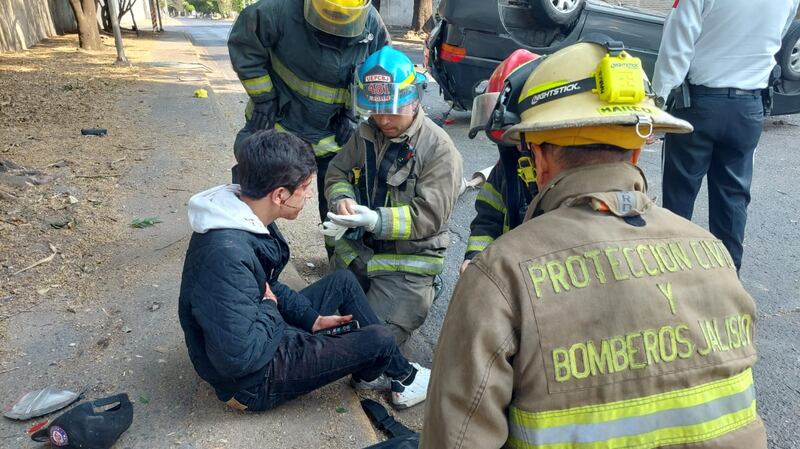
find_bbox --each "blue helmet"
[354,46,425,116]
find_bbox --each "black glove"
[332,109,356,146]
[248,98,277,130]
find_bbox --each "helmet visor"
[304,0,370,38]
[468,91,500,139]
[354,79,422,116]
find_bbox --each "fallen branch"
[74,174,119,179]
[116,144,154,151]
[0,366,19,375]
[12,244,57,276]
[155,235,187,251]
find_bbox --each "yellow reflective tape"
[242,74,274,96]
[467,235,494,253]
[334,239,359,266]
[330,182,355,198]
[385,205,412,240]
[507,404,756,449]
[507,369,757,449]
[367,253,444,275]
[273,123,341,157]
[271,52,349,105]
[391,208,401,239]
[398,206,412,240]
[477,182,505,213]
[515,368,753,428]
[312,134,341,157]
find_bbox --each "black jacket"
[178,222,319,401]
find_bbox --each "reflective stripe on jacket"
[228,0,389,156]
[465,159,534,259]
[421,163,765,449]
[324,110,464,275]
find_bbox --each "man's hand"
[336,198,357,215]
[263,282,278,304]
[459,259,471,275]
[327,205,380,232]
[312,314,353,333]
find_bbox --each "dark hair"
[237,130,317,199]
[541,142,629,169]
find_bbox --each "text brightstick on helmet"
[304,0,371,38]
[469,49,541,143]
[502,42,693,149]
[354,46,425,117]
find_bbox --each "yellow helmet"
[502,42,692,150]
[304,0,371,38]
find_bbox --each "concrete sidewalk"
[0,30,380,449]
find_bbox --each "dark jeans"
[662,91,763,271]
[234,270,412,411]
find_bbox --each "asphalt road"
[176,18,800,448]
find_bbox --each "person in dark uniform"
[652,0,799,271]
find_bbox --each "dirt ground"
[0,34,153,351]
[0,28,388,448]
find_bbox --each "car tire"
[530,0,585,26]
[777,20,800,81]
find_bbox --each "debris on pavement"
[11,243,57,276]
[194,88,208,98]
[80,128,108,137]
[4,387,81,420]
[29,393,133,447]
[131,217,162,228]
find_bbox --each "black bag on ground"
[360,399,419,449]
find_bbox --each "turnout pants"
[229,270,412,412]
[662,87,764,271]
[331,256,435,346]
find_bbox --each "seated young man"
[178,130,429,411]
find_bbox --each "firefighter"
[422,41,767,449]
[228,0,389,222]
[323,46,464,348]
[462,49,541,273]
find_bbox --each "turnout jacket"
[324,110,463,276]
[228,0,389,158]
[422,163,764,449]
[178,185,320,402]
[465,149,538,260]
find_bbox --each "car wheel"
[531,0,585,26]
[778,21,800,81]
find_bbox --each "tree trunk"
[107,0,129,63]
[99,0,112,32]
[411,0,433,32]
[68,0,104,50]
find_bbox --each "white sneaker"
[391,363,430,409]
[351,374,391,391]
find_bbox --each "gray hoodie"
[187,184,269,235]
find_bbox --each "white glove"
[327,204,380,232]
[319,221,348,240]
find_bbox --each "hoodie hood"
[187,184,270,235]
